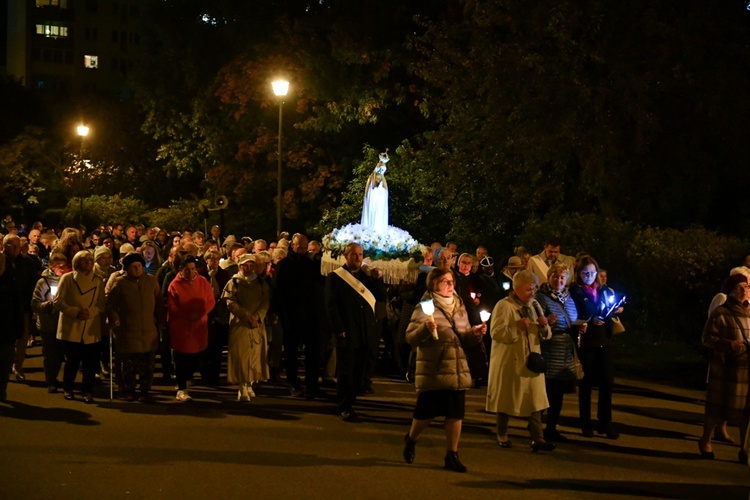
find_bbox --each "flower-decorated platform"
[321,223,423,285]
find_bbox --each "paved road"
[1,346,748,500]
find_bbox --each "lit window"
[35,23,69,38]
[84,55,98,69]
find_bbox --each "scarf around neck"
[433,292,456,317]
[581,282,598,303]
[540,282,569,304]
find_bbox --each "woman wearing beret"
[699,273,750,462]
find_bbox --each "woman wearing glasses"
[403,268,487,473]
[569,256,623,439]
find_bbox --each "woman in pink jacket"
[167,255,215,402]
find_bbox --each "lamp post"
[272,79,289,238]
[76,125,89,227]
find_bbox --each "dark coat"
[325,265,386,350]
[569,283,614,347]
[273,252,325,323]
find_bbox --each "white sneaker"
[237,384,250,401]
[176,390,192,402]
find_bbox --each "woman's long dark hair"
[574,256,601,287]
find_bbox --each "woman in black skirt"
[403,268,487,473]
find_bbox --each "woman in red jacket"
[167,255,215,402]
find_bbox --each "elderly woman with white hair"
[486,270,555,452]
[54,250,106,403]
[223,253,272,401]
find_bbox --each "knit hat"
[722,273,748,294]
[94,245,111,261]
[122,252,145,270]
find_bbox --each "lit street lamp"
[272,79,289,238]
[76,125,89,227]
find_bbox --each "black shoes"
[530,441,557,452]
[338,409,360,422]
[543,429,570,443]
[444,451,467,473]
[597,425,620,440]
[403,434,416,464]
[698,440,714,460]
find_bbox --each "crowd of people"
[4,218,746,472]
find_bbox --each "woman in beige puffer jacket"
[403,267,487,473]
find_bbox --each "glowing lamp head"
[77,125,89,137]
[420,299,435,315]
[502,282,511,291]
[272,80,290,97]
[480,310,491,322]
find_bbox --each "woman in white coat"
[223,253,271,401]
[54,250,106,403]
[486,270,555,452]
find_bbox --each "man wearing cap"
[324,242,386,421]
[529,238,576,285]
[106,253,164,402]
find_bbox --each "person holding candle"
[569,256,624,439]
[31,252,67,393]
[402,268,487,473]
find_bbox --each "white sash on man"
[334,267,376,313]
[529,254,549,283]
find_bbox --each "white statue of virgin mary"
[361,152,389,233]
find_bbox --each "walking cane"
[109,332,114,402]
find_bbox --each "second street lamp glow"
[76,124,89,226]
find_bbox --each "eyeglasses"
[438,279,455,286]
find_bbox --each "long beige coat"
[223,274,271,384]
[54,270,106,344]
[486,295,551,416]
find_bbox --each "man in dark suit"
[274,233,326,397]
[325,243,386,421]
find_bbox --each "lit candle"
[479,310,491,323]
[420,299,439,339]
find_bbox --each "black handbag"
[522,304,547,374]
[526,351,547,374]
